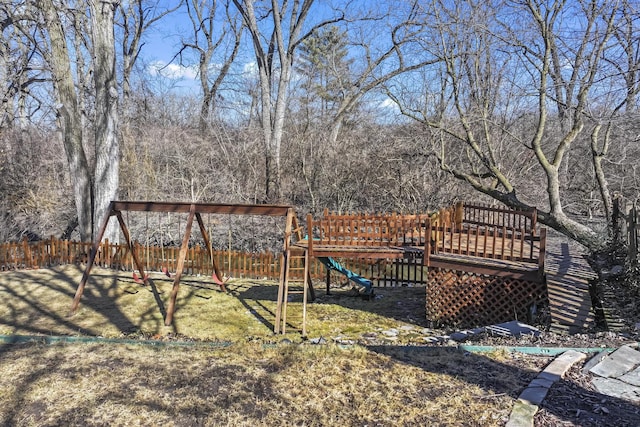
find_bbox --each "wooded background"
[1,0,639,252]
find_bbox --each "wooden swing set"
[70,201,309,331]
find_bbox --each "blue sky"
[128,0,410,118]
[133,1,266,97]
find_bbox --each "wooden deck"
[294,239,407,259]
[427,253,543,282]
[545,242,597,333]
[303,207,600,332]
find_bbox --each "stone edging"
[506,350,587,427]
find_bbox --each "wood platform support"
[274,209,294,335]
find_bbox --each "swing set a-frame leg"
[164,204,196,326]
[70,202,151,315]
[70,204,113,315]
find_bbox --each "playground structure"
[288,202,547,330]
[69,201,311,331]
[70,200,550,335]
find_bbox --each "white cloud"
[379,98,397,108]
[243,61,258,76]
[148,61,198,80]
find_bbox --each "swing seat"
[162,266,172,277]
[132,272,149,284]
[211,272,229,291]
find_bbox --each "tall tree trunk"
[39,0,93,241]
[591,123,613,224]
[90,0,120,242]
[234,0,316,203]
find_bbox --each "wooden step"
[545,246,597,334]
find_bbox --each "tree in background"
[118,0,183,109]
[0,4,48,130]
[37,0,94,241]
[36,0,120,242]
[297,25,352,121]
[178,0,243,133]
[231,0,342,203]
[90,0,120,242]
[387,0,634,250]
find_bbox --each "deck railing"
[424,221,546,269]
[459,202,538,234]
[317,210,431,246]
[317,205,546,278]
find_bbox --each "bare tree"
[0,4,49,130]
[37,0,120,242]
[231,0,346,202]
[90,0,120,241]
[587,0,640,224]
[388,0,623,250]
[38,0,93,241]
[118,0,183,106]
[325,1,442,146]
[610,0,640,113]
[177,0,243,132]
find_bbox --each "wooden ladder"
[274,214,315,336]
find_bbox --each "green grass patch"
[0,265,432,343]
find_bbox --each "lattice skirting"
[426,268,548,328]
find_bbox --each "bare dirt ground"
[0,265,638,426]
[535,362,640,426]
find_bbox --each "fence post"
[22,238,31,269]
[630,203,638,265]
[612,195,621,243]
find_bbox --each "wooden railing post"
[423,219,432,267]
[538,228,547,280]
[454,202,464,228]
[306,214,314,257]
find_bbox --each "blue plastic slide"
[317,257,373,295]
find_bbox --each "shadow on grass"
[311,285,429,326]
[0,266,208,337]
[0,343,284,426]
[224,279,429,334]
[0,263,429,340]
[0,266,138,336]
[225,281,278,331]
[0,344,66,425]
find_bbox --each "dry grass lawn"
[0,266,550,426]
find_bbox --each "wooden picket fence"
[612,196,640,263]
[0,237,416,286]
[0,237,300,279]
